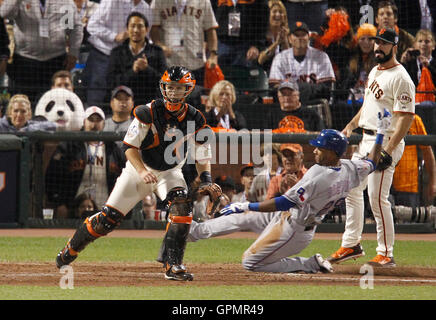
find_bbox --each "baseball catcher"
[55,66,221,281]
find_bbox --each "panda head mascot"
[35,88,85,131]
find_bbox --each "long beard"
[375,47,394,64]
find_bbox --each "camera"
[394,205,435,223]
[409,49,421,58]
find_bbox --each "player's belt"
[362,129,375,136]
[304,225,314,231]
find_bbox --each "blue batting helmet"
[309,129,348,157]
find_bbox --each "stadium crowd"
[0,0,434,220]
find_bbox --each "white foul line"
[285,273,436,284]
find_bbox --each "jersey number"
[316,197,345,217]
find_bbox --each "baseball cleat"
[165,264,194,281]
[55,245,77,269]
[327,243,365,264]
[314,254,334,273]
[365,255,396,268]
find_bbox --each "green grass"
[1,236,435,300]
[0,284,435,300]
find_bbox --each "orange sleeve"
[413,115,429,151]
[393,115,422,192]
[413,115,428,135]
[266,176,280,200]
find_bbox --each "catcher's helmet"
[159,66,196,113]
[309,129,348,157]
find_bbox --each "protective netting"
[0,0,434,221]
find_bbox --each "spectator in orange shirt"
[392,114,436,207]
[266,143,307,199]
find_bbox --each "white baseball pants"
[105,160,187,215]
[342,134,405,257]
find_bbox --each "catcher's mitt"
[198,183,223,216]
[376,149,393,171]
[206,194,230,218]
[198,183,222,201]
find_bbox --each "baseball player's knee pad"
[167,187,192,220]
[67,206,123,253]
[68,222,98,253]
[88,206,124,237]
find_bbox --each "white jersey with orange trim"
[105,99,212,214]
[151,0,218,70]
[269,46,336,84]
[340,62,416,259]
[359,63,415,133]
[123,116,151,149]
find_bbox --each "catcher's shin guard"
[56,206,124,268]
[156,187,193,280]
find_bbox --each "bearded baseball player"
[327,28,415,267]
[188,110,391,274]
[55,66,222,281]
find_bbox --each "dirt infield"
[1,229,436,287]
[0,261,435,287]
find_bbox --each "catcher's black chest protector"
[134,99,211,171]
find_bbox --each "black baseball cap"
[290,21,309,34]
[240,163,254,177]
[111,85,134,99]
[371,28,398,45]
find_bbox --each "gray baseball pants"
[188,211,322,273]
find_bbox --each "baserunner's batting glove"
[219,202,250,216]
[376,108,391,135]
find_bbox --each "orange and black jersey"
[124,99,213,171]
